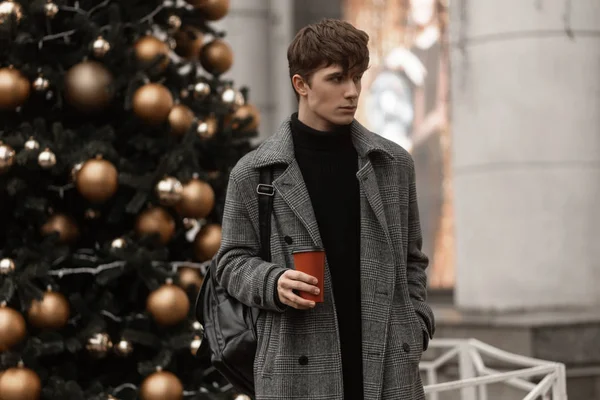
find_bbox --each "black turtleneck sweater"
[290,113,363,398]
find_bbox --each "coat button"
[298,355,309,366]
[253,295,261,305]
[402,343,411,353]
[284,236,293,244]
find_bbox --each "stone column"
[450,0,600,311]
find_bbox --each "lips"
[340,106,356,111]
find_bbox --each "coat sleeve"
[406,157,436,346]
[214,173,288,312]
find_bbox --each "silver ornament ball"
[168,14,181,31]
[111,237,126,249]
[220,87,244,109]
[33,76,50,92]
[0,258,15,274]
[38,148,56,169]
[92,36,111,58]
[193,81,210,99]
[24,137,40,150]
[86,333,113,358]
[114,339,133,357]
[44,2,59,18]
[156,176,183,206]
[0,1,24,24]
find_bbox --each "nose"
[344,81,359,99]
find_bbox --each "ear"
[292,74,309,98]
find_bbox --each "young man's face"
[294,64,364,131]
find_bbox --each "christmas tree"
[0,0,260,399]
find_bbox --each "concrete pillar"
[213,0,295,140]
[450,0,600,311]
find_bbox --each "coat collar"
[250,116,395,168]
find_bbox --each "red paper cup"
[292,248,325,303]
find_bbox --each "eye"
[354,75,363,82]
[331,76,342,83]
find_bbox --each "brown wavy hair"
[287,18,370,99]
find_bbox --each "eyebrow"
[325,72,343,78]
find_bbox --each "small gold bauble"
[40,213,79,244]
[167,14,181,31]
[27,290,70,330]
[24,137,40,150]
[0,0,24,24]
[192,321,203,332]
[199,39,233,75]
[134,36,170,72]
[193,224,222,261]
[192,81,210,99]
[0,142,16,174]
[146,283,190,326]
[0,67,30,110]
[139,370,183,400]
[177,267,203,291]
[111,237,126,249]
[132,83,174,125]
[114,339,133,357]
[37,147,56,169]
[220,87,244,109]
[135,207,176,245]
[196,115,217,139]
[173,26,203,60]
[86,332,113,358]
[168,104,195,137]
[231,103,261,132]
[92,36,111,58]
[175,179,215,219]
[0,305,26,351]
[64,61,114,113]
[33,76,49,92]
[44,1,58,18]
[75,157,119,203]
[0,365,42,400]
[0,257,15,274]
[156,176,183,206]
[190,335,202,356]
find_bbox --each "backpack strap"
[257,167,274,262]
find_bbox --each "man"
[215,18,435,400]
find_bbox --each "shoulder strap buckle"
[256,183,275,196]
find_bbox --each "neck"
[297,106,335,132]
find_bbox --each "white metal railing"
[420,338,568,400]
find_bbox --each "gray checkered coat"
[215,117,435,399]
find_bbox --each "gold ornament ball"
[0,305,26,351]
[175,178,215,219]
[173,26,204,60]
[231,103,261,132]
[0,67,30,110]
[134,36,170,72]
[38,148,56,169]
[168,104,195,137]
[114,339,133,357]
[0,365,42,400]
[92,36,111,58]
[0,257,15,274]
[190,335,202,356]
[199,39,233,76]
[133,83,174,125]
[196,115,217,139]
[0,1,24,24]
[44,1,58,18]
[178,267,203,291]
[33,76,49,92]
[40,213,79,244]
[156,176,183,206]
[139,370,183,400]
[234,395,252,400]
[64,61,114,113]
[167,14,182,31]
[190,0,230,21]
[76,158,119,203]
[27,290,70,330]
[192,81,210,99]
[0,142,16,174]
[220,87,244,109]
[111,237,127,249]
[24,137,39,150]
[193,224,222,261]
[146,283,190,326]
[135,207,176,245]
[86,332,113,358]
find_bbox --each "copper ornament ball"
[200,39,233,75]
[0,67,31,110]
[134,36,170,72]
[178,267,203,291]
[189,0,230,21]
[193,224,222,261]
[173,27,204,60]
[0,142,16,173]
[175,178,215,219]
[146,283,190,326]
[133,83,174,125]
[139,370,183,400]
[76,158,119,203]
[168,104,195,137]
[64,61,114,113]
[231,103,261,132]
[40,213,79,244]
[135,207,176,245]
[0,366,42,400]
[27,290,70,330]
[0,306,26,351]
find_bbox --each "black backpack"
[195,167,274,398]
